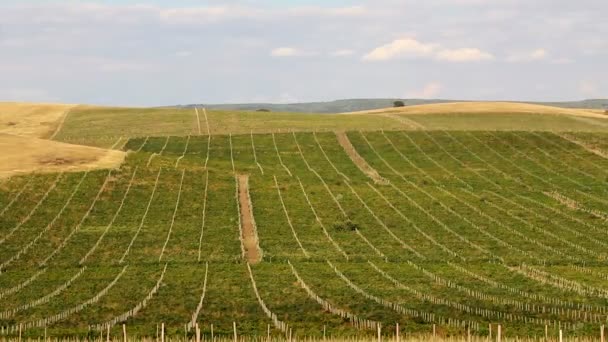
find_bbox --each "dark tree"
[393,101,405,107]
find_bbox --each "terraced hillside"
[1,130,608,340]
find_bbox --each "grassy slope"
[53,106,404,147]
[52,104,608,148]
[3,102,608,338]
[1,131,608,338]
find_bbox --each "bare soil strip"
[202,108,211,135]
[381,114,426,129]
[49,106,74,140]
[556,133,608,160]
[335,132,389,184]
[195,108,202,135]
[237,174,262,264]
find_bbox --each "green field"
[1,128,608,340]
[51,106,608,148]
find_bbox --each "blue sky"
[0,0,606,106]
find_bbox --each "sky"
[0,0,606,106]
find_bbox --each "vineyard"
[1,129,608,340]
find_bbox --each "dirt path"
[238,174,262,264]
[381,114,426,129]
[335,132,389,185]
[195,108,202,135]
[49,106,74,140]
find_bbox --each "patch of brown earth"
[0,133,125,178]
[335,132,389,185]
[238,174,262,264]
[0,102,76,138]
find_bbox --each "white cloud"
[407,82,443,98]
[330,49,355,57]
[363,38,494,63]
[435,48,494,62]
[506,48,548,62]
[270,47,319,57]
[270,47,303,57]
[362,38,438,61]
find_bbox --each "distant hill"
[176,99,608,114]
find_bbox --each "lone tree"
[393,100,405,107]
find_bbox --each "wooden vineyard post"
[289,328,292,342]
[18,323,22,342]
[44,326,47,342]
[602,325,606,342]
[195,323,201,342]
[161,323,165,342]
[559,329,563,342]
[545,324,548,341]
[396,323,400,342]
[377,323,382,342]
[267,324,270,342]
[488,324,492,341]
[156,324,159,342]
[233,322,237,342]
[467,326,471,342]
[323,325,326,340]
[122,324,126,342]
[211,324,214,341]
[497,324,501,342]
[107,325,111,342]
[433,324,436,340]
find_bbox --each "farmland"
[1,120,608,340]
[49,104,608,148]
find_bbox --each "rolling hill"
[1,101,608,340]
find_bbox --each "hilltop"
[179,98,608,114]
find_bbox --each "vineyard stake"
[18,323,21,342]
[267,324,270,342]
[156,324,158,342]
[433,324,436,340]
[602,325,605,342]
[233,322,237,342]
[44,326,47,342]
[211,324,214,341]
[489,324,492,341]
[161,323,164,342]
[107,325,110,342]
[544,325,548,341]
[195,324,200,342]
[395,323,400,342]
[497,324,501,342]
[377,323,381,342]
[323,325,326,340]
[559,329,563,342]
[122,324,126,342]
